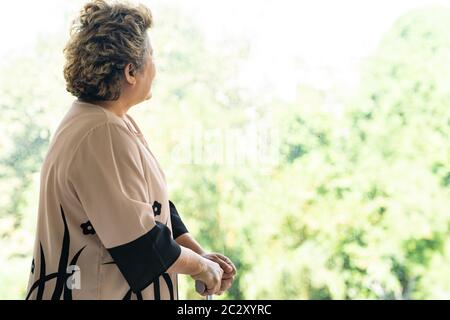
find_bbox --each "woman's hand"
[191,257,223,296]
[201,252,237,295]
[173,233,237,295]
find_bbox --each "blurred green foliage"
[0,5,449,299]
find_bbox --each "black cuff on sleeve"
[107,221,181,293]
[169,200,189,239]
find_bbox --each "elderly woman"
[26,0,236,300]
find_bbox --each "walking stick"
[195,280,213,300]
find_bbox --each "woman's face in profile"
[133,36,156,103]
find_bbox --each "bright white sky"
[1,0,448,101]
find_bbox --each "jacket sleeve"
[168,200,189,239]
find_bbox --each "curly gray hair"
[63,0,153,101]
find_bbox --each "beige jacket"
[26,99,187,300]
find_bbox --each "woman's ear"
[124,63,136,85]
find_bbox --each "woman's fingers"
[205,281,221,296]
[222,272,234,280]
[217,257,233,273]
[216,254,236,275]
[201,252,237,294]
[204,278,232,296]
[199,270,234,296]
[220,278,233,292]
[204,253,233,273]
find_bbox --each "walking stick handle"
[195,280,213,300]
